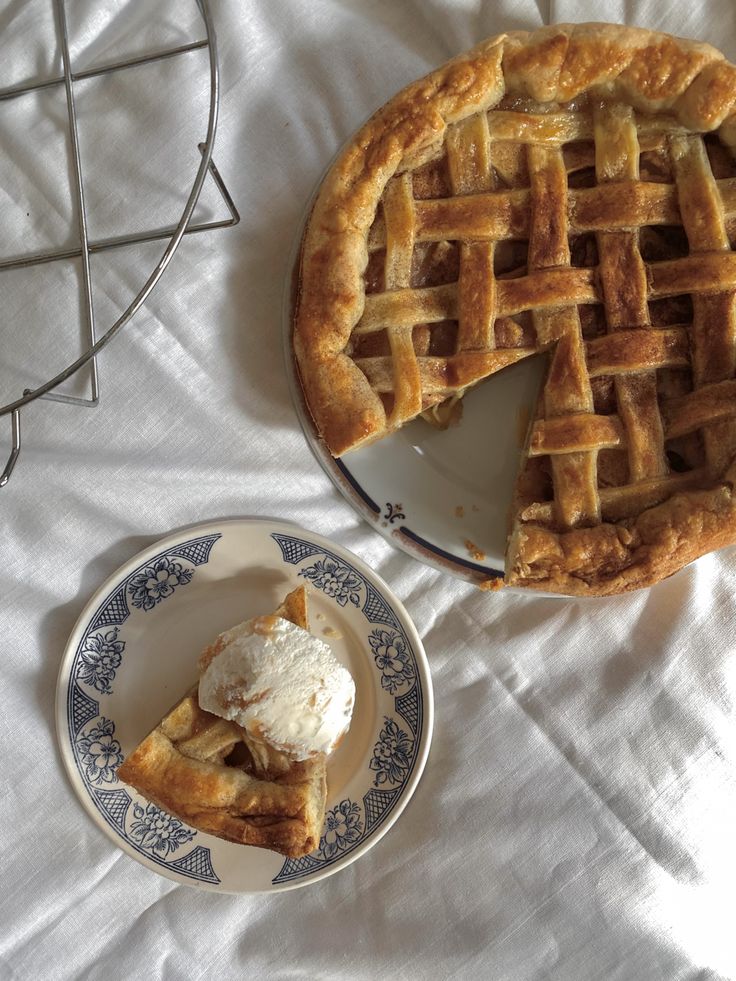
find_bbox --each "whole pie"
[117,587,328,858]
[292,22,736,596]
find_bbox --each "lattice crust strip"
[594,104,667,486]
[670,134,736,477]
[526,142,599,529]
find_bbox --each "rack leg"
[0,409,21,488]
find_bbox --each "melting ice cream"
[198,614,355,760]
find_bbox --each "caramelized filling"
[591,375,616,415]
[350,328,390,359]
[224,743,254,770]
[597,448,629,488]
[364,246,385,294]
[411,241,459,288]
[649,295,693,327]
[639,148,673,183]
[516,454,554,507]
[427,320,459,356]
[569,233,599,267]
[579,303,607,339]
[563,141,596,182]
[704,133,736,179]
[567,166,597,188]
[494,239,528,277]
[665,433,705,472]
[639,225,689,261]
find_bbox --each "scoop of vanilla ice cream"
[198,615,355,760]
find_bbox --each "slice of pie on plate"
[292,22,736,596]
[117,587,328,859]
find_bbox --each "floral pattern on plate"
[298,557,362,607]
[76,717,124,785]
[369,717,413,787]
[129,556,193,612]
[316,800,363,861]
[369,628,416,694]
[76,628,125,695]
[129,802,195,858]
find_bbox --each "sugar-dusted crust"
[507,463,736,595]
[117,696,326,858]
[292,23,736,596]
[117,586,328,858]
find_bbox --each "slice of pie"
[292,22,736,596]
[117,587,328,858]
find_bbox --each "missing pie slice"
[292,22,736,596]
[117,587,328,859]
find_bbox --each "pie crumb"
[464,539,486,561]
[323,626,342,639]
[455,505,465,518]
[479,578,504,592]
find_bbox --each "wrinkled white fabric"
[2,2,736,979]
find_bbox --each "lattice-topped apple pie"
[292,23,736,595]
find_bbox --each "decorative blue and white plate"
[56,518,433,893]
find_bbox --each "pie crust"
[292,22,736,596]
[117,587,327,858]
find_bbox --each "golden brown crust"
[293,23,732,453]
[293,33,506,453]
[118,716,326,857]
[117,586,328,858]
[292,23,736,595]
[507,468,736,595]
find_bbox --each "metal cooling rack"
[0,0,239,488]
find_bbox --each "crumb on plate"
[464,539,486,561]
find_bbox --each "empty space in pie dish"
[344,356,548,571]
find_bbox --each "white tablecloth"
[3,1,736,978]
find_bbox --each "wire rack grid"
[0,0,239,488]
